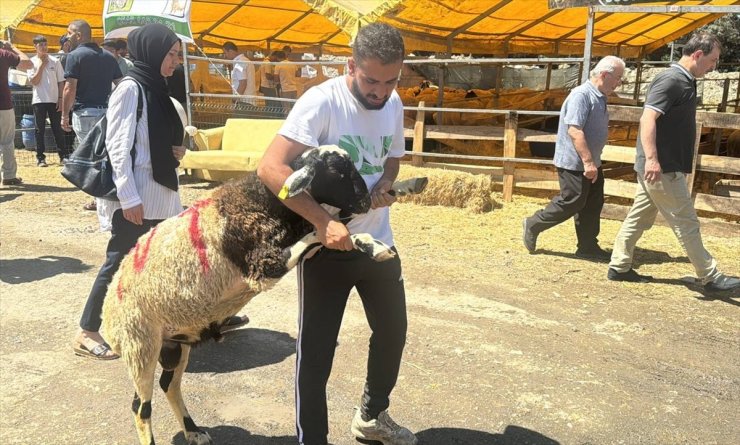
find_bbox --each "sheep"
[101,146,390,445]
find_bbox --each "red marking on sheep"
[178,199,212,273]
[133,226,158,273]
[117,278,124,301]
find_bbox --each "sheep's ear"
[278,164,316,199]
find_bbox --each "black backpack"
[61,79,144,201]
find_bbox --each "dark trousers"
[295,248,407,445]
[64,111,76,151]
[79,210,162,332]
[527,167,605,251]
[32,102,69,161]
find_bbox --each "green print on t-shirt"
[338,135,394,175]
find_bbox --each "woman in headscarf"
[72,24,187,359]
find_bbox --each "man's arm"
[257,134,354,251]
[4,42,33,70]
[56,81,65,111]
[61,78,77,131]
[28,58,45,86]
[639,108,662,184]
[236,79,247,95]
[567,125,597,183]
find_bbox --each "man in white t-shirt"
[28,35,70,166]
[222,41,255,107]
[258,23,417,445]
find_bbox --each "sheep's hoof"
[186,430,213,445]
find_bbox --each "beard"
[350,77,389,111]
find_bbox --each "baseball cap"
[59,35,69,45]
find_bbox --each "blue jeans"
[71,107,106,149]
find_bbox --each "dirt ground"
[1,155,738,445]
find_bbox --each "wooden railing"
[404,102,740,219]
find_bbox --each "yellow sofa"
[180,118,285,181]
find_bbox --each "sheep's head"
[280,145,371,218]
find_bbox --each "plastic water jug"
[20,114,36,150]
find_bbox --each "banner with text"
[103,0,193,42]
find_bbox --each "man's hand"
[172,145,186,160]
[370,178,397,209]
[61,114,71,132]
[644,158,662,184]
[317,219,353,251]
[583,160,598,183]
[123,204,144,225]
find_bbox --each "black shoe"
[37,159,48,167]
[607,268,652,283]
[575,246,611,261]
[522,218,537,254]
[704,275,740,292]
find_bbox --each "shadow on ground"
[0,255,92,284]
[415,425,560,445]
[187,328,295,374]
[172,426,295,445]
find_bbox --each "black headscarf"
[126,24,183,192]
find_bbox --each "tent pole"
[183,43,193,141]
[581,5,595,84]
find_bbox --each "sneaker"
[37,159,48,167]
[704,275,740,292]
[575,246,611,261]
[2,177,23,186]
[607,268,652,283]
[351,409,418,445]
[522,218,537,254]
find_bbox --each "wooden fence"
[404,101,740,220]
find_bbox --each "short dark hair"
[114,39,127,51]
[682,32,722,56]
[222,41,238,52]
[102,39,117,48]
[282,45,292,53]
[352,23,404,65]
[33,35,47,45]
[69,20,92,40]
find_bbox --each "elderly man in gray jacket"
[523,55,625,260]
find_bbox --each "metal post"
[581,6,595,84]
[183,43,193,134]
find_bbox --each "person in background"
[102,38,133,76]
[522,56,625,260]
[258,51,281,112]
[222,41,256,113]
[57,35,76,154]
[608,32,739,292]
[276,49,297,115]
[72,23,187,360]
[258,23,418,445]
[28,35,70,167]
[0,40,32,186]
[114,39,128,59]
[61,19,122,212]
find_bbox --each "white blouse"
[97,78,183,231]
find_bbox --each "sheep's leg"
[127,335,161,445]
[159,342,212,445]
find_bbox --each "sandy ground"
[1,155,739,445]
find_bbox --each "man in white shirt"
[28,35,69,166]
[258,23,417,445]
[222,41,255,109]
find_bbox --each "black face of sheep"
[283,146,371,219]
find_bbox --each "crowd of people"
[1,19,738,445]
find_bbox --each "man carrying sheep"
[258,23,418,445]
[523,55,625,261]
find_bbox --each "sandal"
[83,201,97,211]
[220,314,250,333]
[73,342,120,360]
